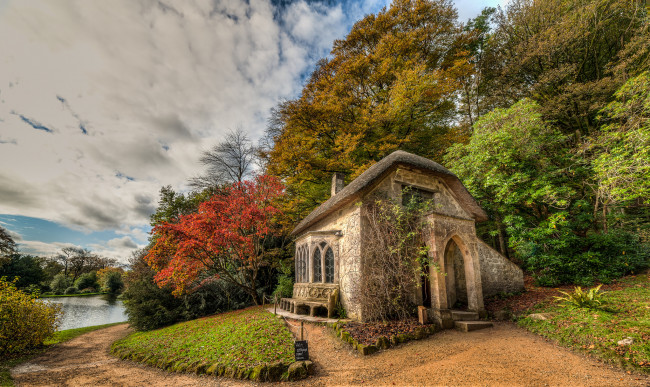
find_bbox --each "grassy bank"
[111,306,295,381]
[518,274,649,373]
[1,322,125,386]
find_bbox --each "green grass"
[1,322,126,386]
[111,306,295,380]
[518,274,650,373]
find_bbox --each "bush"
[521,229,649,286]
[0,277,61,354]
[272,259,294,299]
[101,271,124,294]
[273,274,294,299]
[74,272,98,291]
[64,286,78,295]
[50,274,69,295]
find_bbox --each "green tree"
[592,72,650,208]
[149,185,204,227]
[482,0,648,134]
[0,254,46,290]
[446,98,648,284]
[50,274,69,295]
[74,272,98,291]
[0,226,17,268]
[101,271,123,294]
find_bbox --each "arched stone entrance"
[444,239,468,309]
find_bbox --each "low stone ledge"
[328,322,437,356]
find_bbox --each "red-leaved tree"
[145,175,284,305]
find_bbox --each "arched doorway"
[444,238,468,310]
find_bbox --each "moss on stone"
[287,361,308,380]
[267,361,285,381]
[376,336,391,349]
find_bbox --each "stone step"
[451,310,479,321]
[454,321,493,332]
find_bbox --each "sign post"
[294,340,309,361]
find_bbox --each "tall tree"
[0,226,17,268]
[264,0,473,223]
[481,0,648,135]
[189,128,258,191]
[590,72,650,231]
[149,186,204,228]
[145,175,285,305]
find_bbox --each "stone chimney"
[331,172,345,197]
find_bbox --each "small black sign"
[294,340,309,361]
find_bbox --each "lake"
[45,295,128,331]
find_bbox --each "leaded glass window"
[324,247,334,283]
[313,248,322,282]
[301,247,307,282]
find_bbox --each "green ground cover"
[111,306,295,381]
[518,274,650,373]
[0,322,125,387]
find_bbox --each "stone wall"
[477,240,524,297]
[302,201,363,320]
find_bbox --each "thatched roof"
[291,150,488,236]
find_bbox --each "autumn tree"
[145,175,285,305]
[264,0,474,223]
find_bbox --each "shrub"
[50,274,69,295]
[554,285,605,309]
[273,274,294,299]
[272,260,294,299]
[0,277,61,354]
[64,286,78,295]
[101,271,124,294]
[74,272,98,291]
[521,229,649,286]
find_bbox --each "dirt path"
[11,322,648,386]
[283,321,648,386]
[11,324,241,387]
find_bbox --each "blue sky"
[0,0,505,263]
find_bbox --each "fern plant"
[554,284,605,309]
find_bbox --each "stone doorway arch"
[444,238,468,309]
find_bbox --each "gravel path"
[11,321,648,386]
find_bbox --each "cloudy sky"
[0,0,505,263]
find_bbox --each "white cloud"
[0,0,386,234]
[17,240,78,257]
[0,0,497,255]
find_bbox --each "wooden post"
[300,321,304,341]
[274,294,277,315]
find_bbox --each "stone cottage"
[279,150,523,328]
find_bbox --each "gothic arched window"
[324,247,334,283]
[313,248,322,282]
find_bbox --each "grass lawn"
[518,274,649,373]
[111,306,295,381]
[0,322,125,387]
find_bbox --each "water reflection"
[45,295,127,331]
